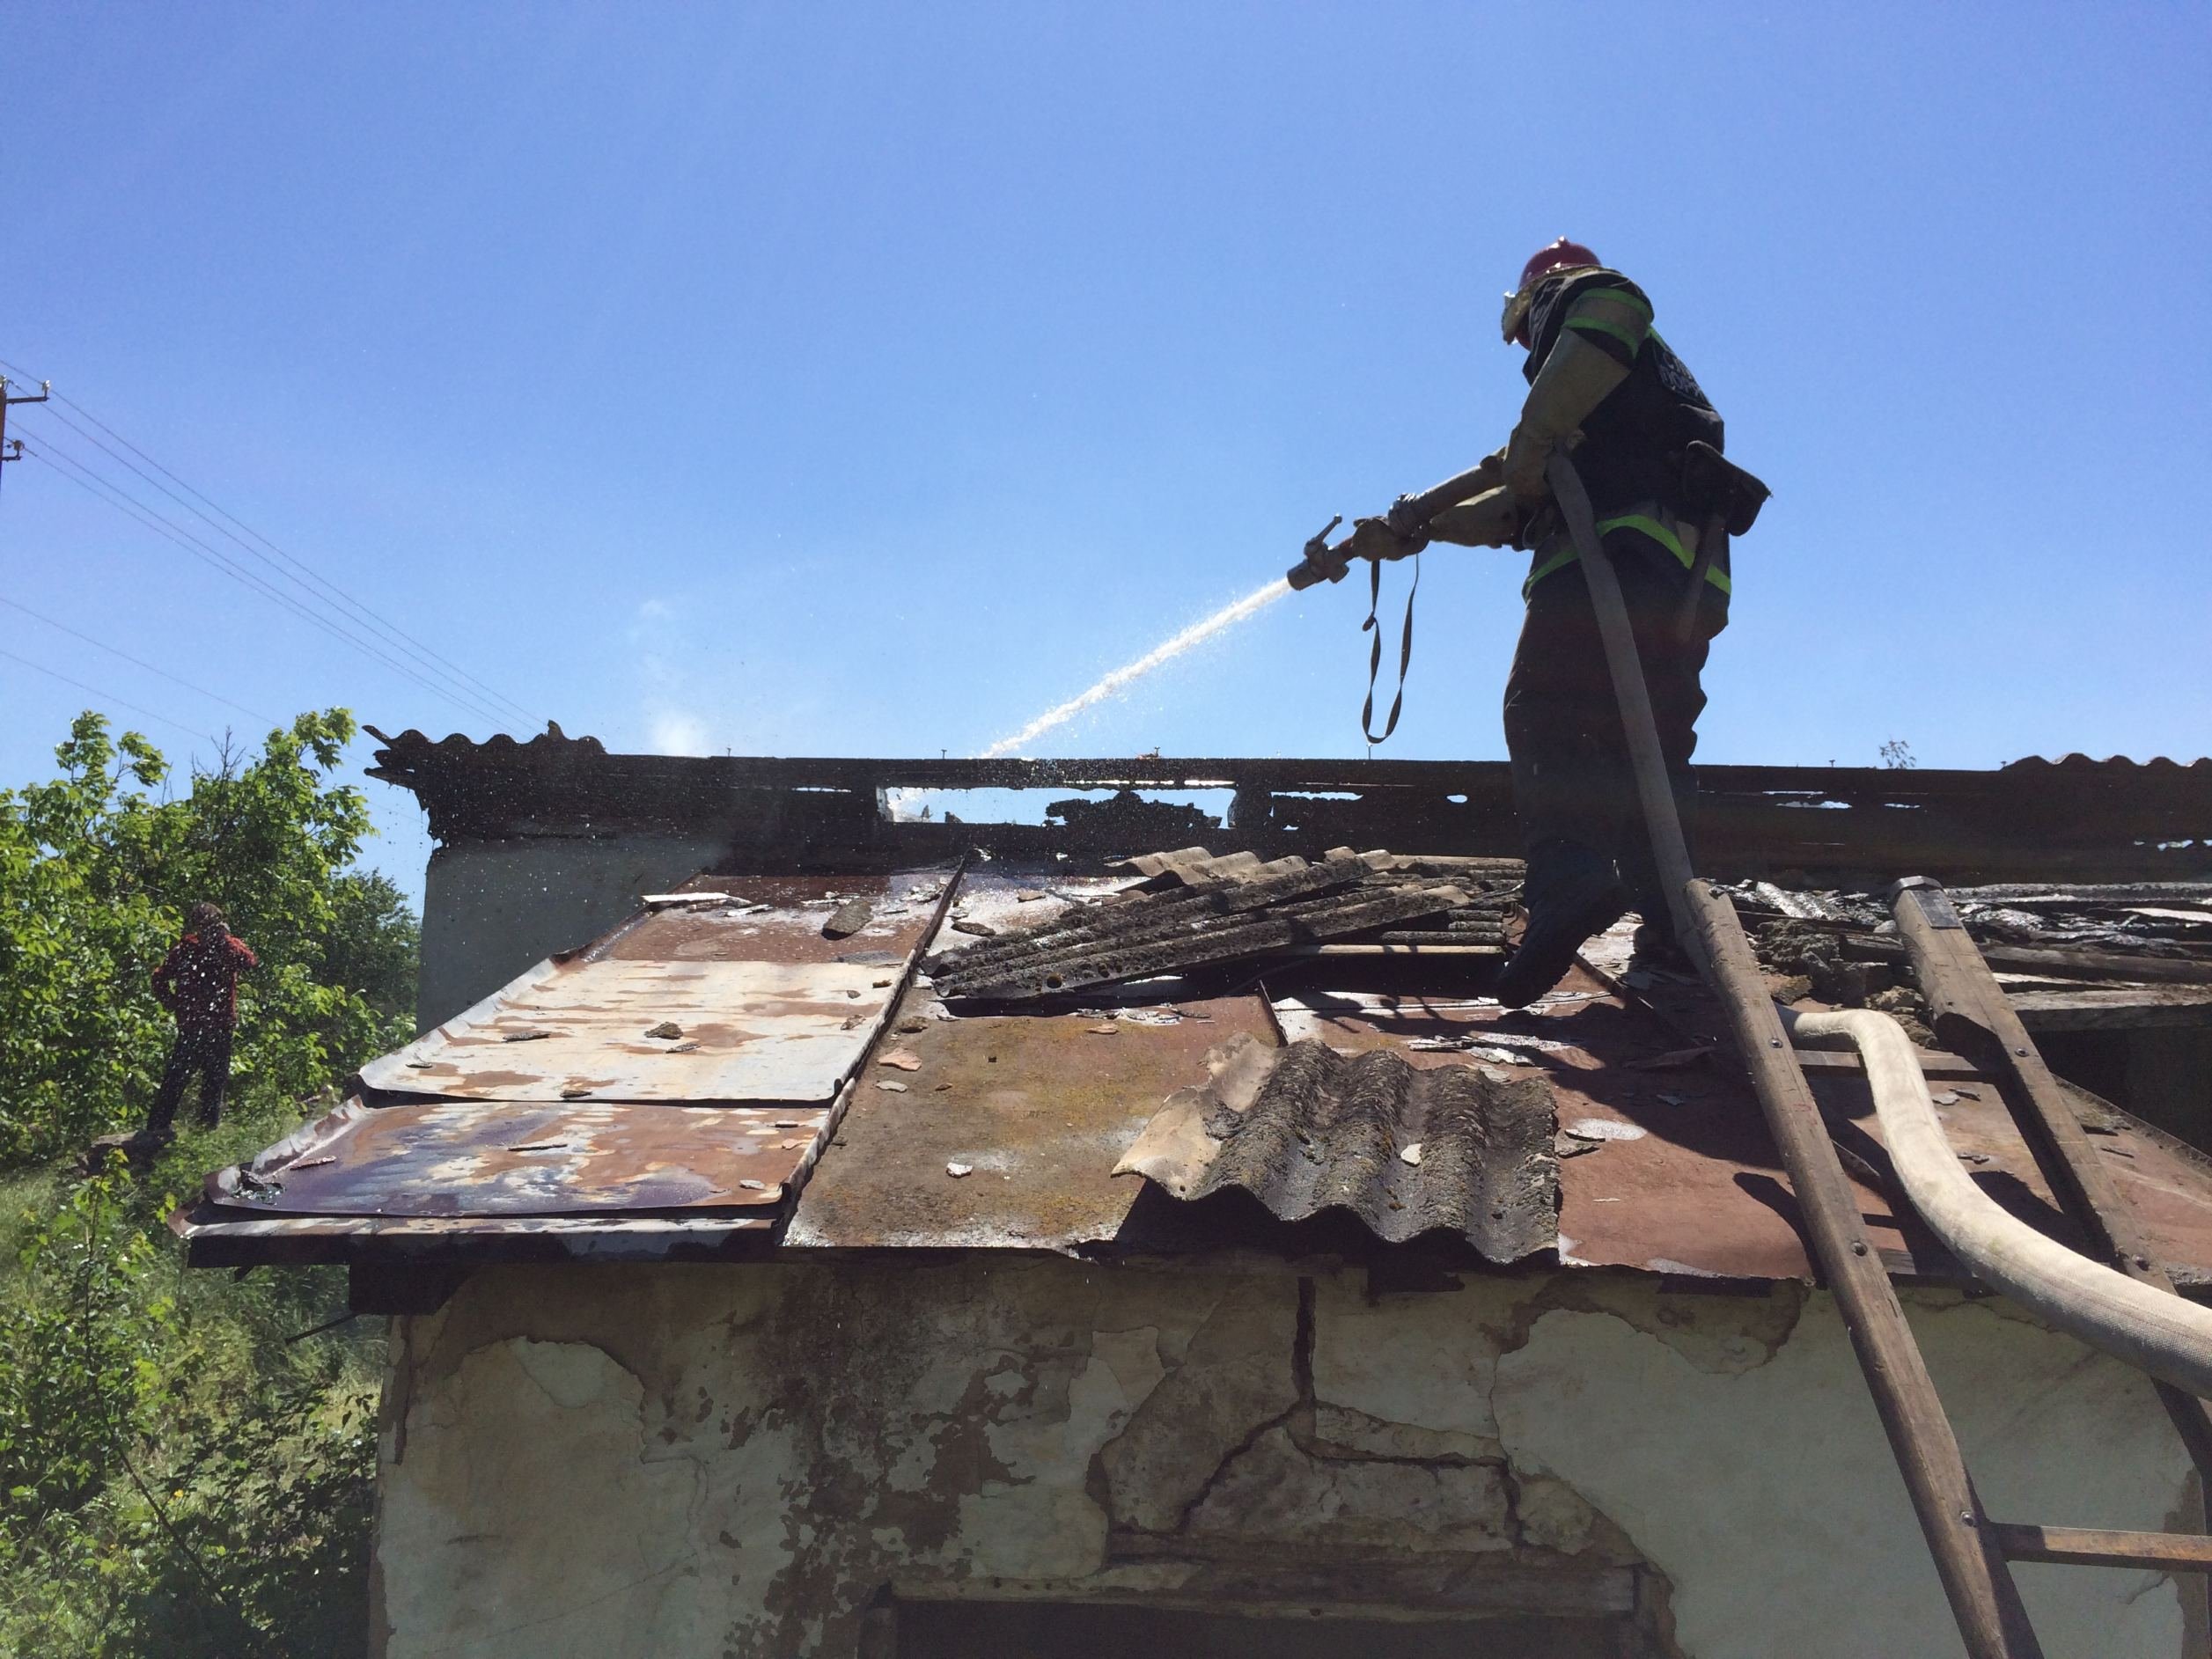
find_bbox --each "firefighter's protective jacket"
[1516,268,1729,603]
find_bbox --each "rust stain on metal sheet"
[787,992,1278,1250]
[604,870,953,965]
[361,957,901,1104]
[207,1097,831,1216]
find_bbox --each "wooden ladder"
[1547,451,2212,1657]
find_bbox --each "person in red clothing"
[143,901,258,1137]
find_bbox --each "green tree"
[0,709,415,1165]
[0,708,410,1655]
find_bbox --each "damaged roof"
[171,742,2212,1288]
[1115,1033,1559,1256]
[923,851,1512,1002]
[361,730,2212,885]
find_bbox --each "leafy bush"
[0,709,415,1655]
[0,1163,174,1523]
[0,709,415,1165]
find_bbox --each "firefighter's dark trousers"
[146,1024,234,1134]
[1502,547,1726,931]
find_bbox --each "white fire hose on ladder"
[1544,448,2212,1406]
[1789,1006,2212,1400]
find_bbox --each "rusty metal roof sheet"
[1115,1033,1558,1259]
[208,1096,833,1215]
[361,958,897,1105]
[167,1207,773,1266]
[604,870,953,965]
[785,989,1282,1252]
[178,867,959,1261]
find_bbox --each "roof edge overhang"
[363,728,2212,887]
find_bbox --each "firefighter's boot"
[1493,838,1627,1008]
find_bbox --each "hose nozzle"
[1287,514,1348,591]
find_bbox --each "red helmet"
[1502,237,1600,345]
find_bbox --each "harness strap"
[1360,552,1420,745]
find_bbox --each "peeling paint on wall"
[372,1263,2191,1659]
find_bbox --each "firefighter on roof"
[1372,239,1738,1005]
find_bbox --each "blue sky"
[4,4,2208,901]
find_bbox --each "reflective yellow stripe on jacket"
[1520,510,1733,601]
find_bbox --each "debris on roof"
[362,731,2212,884]
[1719,879,2212,1041]
[178,738,2212,1277]
[922,848,1518,1002]
[1114,1031,1557,1258]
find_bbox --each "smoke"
[978,576,1291,759]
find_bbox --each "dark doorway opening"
[889,1599,1633,1659]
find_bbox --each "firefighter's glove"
[1421,486,1519,549]
[1348,516,1424,564]
[1503,329,1630,509]
[1383,495,1429,537]
[1385,448,1504,537]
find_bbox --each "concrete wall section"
[371,1262,2194,1659]
[415,833,726,1029]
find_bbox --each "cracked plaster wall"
[371,1261,2194,1659]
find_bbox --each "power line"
[0,593,279,726]
[19,440,514,728]
[0,371,51,503]
[0,355,541,729]
[0,644,217,745]
[17,412,521,727]
[22,439,508,726]
[32,400,544,730]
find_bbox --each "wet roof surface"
[215,1097,829,1216]
[785,989,1281,1252]
[176,744,2212,1282]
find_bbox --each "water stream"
[977,575,1291,758]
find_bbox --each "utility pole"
[0,374,52,488]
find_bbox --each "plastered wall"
[371,1260,2198,1659]
[415,833,726,1030]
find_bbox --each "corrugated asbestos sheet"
[924,852,1516,1002]
[1117,1034,1558,1259]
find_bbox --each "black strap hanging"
[1359,551,1420,745]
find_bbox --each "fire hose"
[1538,444,2212,1400]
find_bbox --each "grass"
[0,1086,382,1657]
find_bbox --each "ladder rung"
[1792,1046,1986,1081]
[1992,1523,2212,1572]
